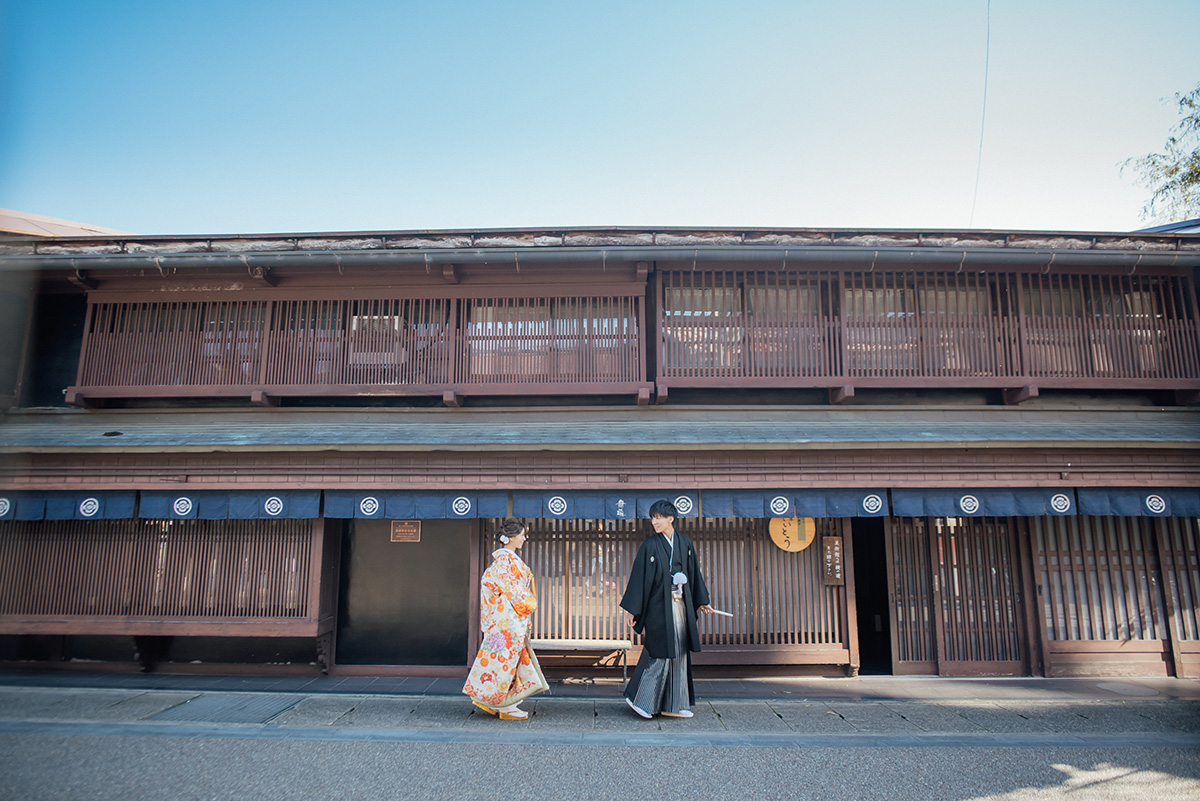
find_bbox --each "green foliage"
[1123,83,1200,224]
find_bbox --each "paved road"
[2,681,1199,800]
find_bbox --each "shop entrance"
[513,517,856,671]
[887,516,1028,676]
[335,518,471,666]
[852,517,892,674]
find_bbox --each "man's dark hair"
[648,499,677,518]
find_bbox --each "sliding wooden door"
[888,516,1028,676]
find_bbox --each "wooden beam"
[637,387,651,406]
[251,390,279,407]
[655,384,669,404]
[63,390,95,409]
[1003,385,1039,405]
[442,390,463,408]
[68,268,97,290]
[248,266,277,287]
[1175,390,1200,406]
[636,261,650,281]
[441,264,460,284]
[829,385,854,405]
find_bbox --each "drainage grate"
[150,693,304,724]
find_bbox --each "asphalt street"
[1,674,1198,800]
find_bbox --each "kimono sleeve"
[509,574,538,619]
[688,543,711,611]
[619,543,651,633]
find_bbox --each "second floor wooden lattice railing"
[64,267,1200,406]
[68,290,651,405]
[657,268,1200,398]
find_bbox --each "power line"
[969,0,991,228]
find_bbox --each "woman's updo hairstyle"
[497,518,526,544]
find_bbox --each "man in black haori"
[620,499,713,718]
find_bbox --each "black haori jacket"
[620,531,711,659]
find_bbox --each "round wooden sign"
[768,517,816,552]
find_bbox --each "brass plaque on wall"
[390,520,421,542]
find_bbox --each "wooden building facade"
[0,226,1198,678]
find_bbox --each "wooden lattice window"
[495,517,847,650]
[0,518,313,621]
[1034,516,1168,641]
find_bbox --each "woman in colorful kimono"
[462,518,549,719]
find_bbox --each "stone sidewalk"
[1,674,1198,748]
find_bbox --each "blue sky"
[1,1,1197,235]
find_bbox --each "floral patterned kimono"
[462,548,549,709]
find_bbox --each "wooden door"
[888,516,1028,676]
[888,516,937,674]
[932,517,1027,675]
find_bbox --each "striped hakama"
[627,590,691,715]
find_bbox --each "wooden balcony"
[63,266,1200,407]
[67,291,653,407]
[656,268,1200,403]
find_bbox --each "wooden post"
[1151,516,1186,678]
[883,515,902,675]
[1014,516,1045,676]
[466,518,482,666]
[841,518,861,677]
[927,517,946,676]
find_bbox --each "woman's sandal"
[473,700,528,720]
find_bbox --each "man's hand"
[625,612,636,629]
[698,604,715,615]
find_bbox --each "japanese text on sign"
[391,520,421,542]
[823,536,844,586]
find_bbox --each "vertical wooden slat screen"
[460,295,642,384]
[508,517,848,656]
[1022,273,1200,380]
[661,270,837,378]
[76,292,643,396]
[262,298,454,387]
[1157,516,1200,643]
[1033,516,1168,642]
[263,298,344,386]
[80,300,267,388]
[891,516,1026,674]
[658,268,1200,387]
[740,516,845,646]
[844,271,919,377]
[516,519,641,644]
[696,519,755,645]
[0,519,312,621]
[72,269,1199,399]
[932,517,1024,664]
[890,516,936,667]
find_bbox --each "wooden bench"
[530,638,633,681]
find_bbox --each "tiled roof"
[2,407,1196,453]
[0,208,130,238]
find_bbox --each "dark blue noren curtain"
[1076,487,1200,517]
[37,491,137,521]
[139,491,230,520]
[511,492,698,520]
[0,491,46,521]
[891,489,1078,517]
[701,490,888,518]
[324,490,507,519]
[226,491,321,520]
